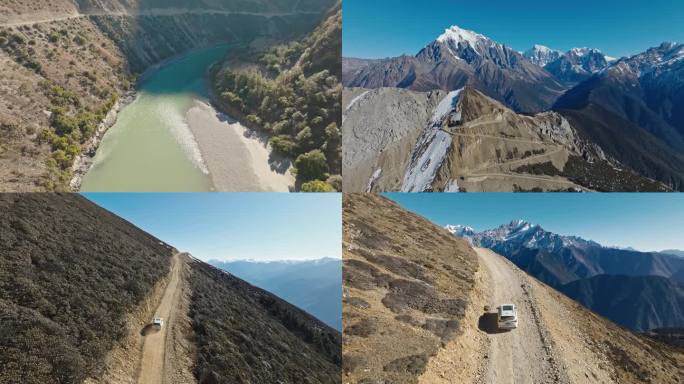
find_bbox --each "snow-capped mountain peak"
[445,224,475,237]
[533,44,553,52]
[437,25,489,49]
[524,45,562,67]
[603,41,684,78]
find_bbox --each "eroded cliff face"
[0,0,334,191]
[343,86,669,192]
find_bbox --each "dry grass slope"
[188,260,341,384]
[342,194,478,383]
[0,193,174,384]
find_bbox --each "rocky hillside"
[342,194,478,383]
[0,0,333,192]
[0,193,341,384]
[343,86,668,192]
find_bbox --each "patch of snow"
[445,179,460,192]
[533,44,553,53]
[431,89,463,124]
[437,25,491,55]
[400,130,452,192]
[343,90,370,123]
[400,89,464,192]
[366,168,382,192]
[345,91,370,113]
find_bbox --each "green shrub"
[294,150,328,182]
[269,135,296,156]
[73,35,86,46]
[301,180,335,192]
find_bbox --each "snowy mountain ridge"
[446,219,602,254]
[523,44,562,67]
[436,25,498,57]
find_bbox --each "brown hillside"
[342,193,478,383]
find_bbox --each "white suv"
[497,304,518,330]
[153,317,164,327]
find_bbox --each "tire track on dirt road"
[475,247,569,384]
[137,252,183,384]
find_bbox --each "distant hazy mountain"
[560,275,684,331]
[343,25,566,112]
[209,258,342,330]
[662,250,684,258]
[448,220,684,331]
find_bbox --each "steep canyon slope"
[343,87,667,192]
[0,0,334,191]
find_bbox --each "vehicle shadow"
[140,323,161,336]
[478,312,510,334]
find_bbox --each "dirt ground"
[474,247,570,384]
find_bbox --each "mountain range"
[524,45,614,84]
[447,220,684,331]
[343,24,684,191]
[209,258,342,330]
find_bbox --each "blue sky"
[386,193,684,252]
[344,0,684,59]
[82,193,341,261]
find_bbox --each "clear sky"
[386,193,684,252]
[82,193,341,261]
[343,0,684,59]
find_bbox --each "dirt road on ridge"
[1,9,321,27]
[474,247,569,384]
[137,252,183,384]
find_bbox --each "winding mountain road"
[137,252,183,384]
[1,9,321,28]
[475,247,570,384]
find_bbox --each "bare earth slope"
[342,87,443,192]
[343,86,669,192]
[342,194,478,383]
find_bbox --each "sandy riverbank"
[186,100,294,191]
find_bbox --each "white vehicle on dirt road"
[153,317,164,327]
[497,304,518,330]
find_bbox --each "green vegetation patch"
[211,7,341,191]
